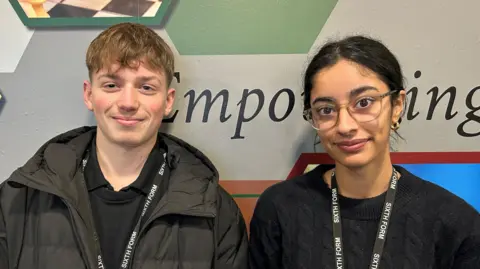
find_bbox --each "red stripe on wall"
[287,152,480,179]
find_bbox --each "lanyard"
[82,151,170,269]
[331,168,398,269]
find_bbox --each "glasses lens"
[350,96,382,122]
[310,106,336,131]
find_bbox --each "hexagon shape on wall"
[166,0,338,55]
[9,0,173,28]
[0,0,34,73]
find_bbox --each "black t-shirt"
[83,138,168,269]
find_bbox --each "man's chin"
[107,133,146,148]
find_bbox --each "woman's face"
[309,59,405,168]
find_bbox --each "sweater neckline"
[310,164,418,221]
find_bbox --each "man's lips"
[112,116,143,126]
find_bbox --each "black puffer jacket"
[0,126,248,269]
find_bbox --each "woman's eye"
[316,106,335,115]
[320,107,333,114]
[356,98,374,108]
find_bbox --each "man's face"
[83,61,175,148]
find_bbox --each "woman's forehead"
[311,60,388,100]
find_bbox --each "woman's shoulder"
[254,164,332,210]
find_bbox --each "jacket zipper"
[64,200,94,269]
[78,168,103,269]
[34,208,40,269]
[12,170,219,269]
[128,210,216,269]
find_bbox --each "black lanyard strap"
[331,167,398,269]
[83,151,170,269]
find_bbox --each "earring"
[391,121,400,131]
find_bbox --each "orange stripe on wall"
[233,197,258,232]
[219,180,281,195]
[218,180,282,232]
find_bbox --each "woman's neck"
[325,152,396,199]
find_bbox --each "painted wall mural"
[1,0,479,225]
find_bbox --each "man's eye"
[104,83,117,88]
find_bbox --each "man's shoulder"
[0,174,30,214]
[216,185,242,215]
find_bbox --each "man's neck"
[326,150,395,199]
[95,133,157,191]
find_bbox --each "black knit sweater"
[248,164,480,269]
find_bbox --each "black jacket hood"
[8,126,220,216]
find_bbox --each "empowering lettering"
[164,71,480,139]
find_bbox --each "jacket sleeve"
[0,193,8,269]
[214,187,248,269]
[248,190,282,269]
[452,213,480,268]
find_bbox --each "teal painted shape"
[166,0,338,55]
[8,0,172,28]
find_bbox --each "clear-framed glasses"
[303,90,397,131]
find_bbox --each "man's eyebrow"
[137,76,163,86]
[97,73,119,80]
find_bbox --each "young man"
[0,23,248,269]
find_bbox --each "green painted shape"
[8,0,172,28]
[166,0,338,55]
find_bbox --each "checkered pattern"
[39,0,162,18]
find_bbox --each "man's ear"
[83,80,94,111]
[164,88,176,116]
[392,89,406,123]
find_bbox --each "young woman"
[248,35,480,269]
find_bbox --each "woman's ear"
[392,90,406,123]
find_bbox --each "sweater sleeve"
[452,213,480,269]
[248,191,282,269]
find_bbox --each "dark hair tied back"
[302,35,406,141]
[303,35,404,112]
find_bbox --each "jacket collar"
[8,126,219,217]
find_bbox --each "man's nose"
[117,86,139,111]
